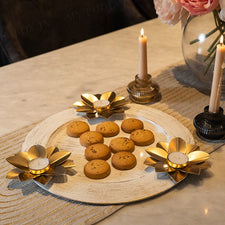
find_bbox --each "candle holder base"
[127,74,160,104]
[193,106,225,141]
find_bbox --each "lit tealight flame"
[204,208,208,215]
[141,28,144,37]
[163,164,169,169]
[220,35,224,45]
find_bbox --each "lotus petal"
[16,152,30,162]
[76,106,94,113]
[81,94,98,106]
[100,91,116,103]
[49,151,71,167]
[19,172,38,182]
[185,144,200,154]
[34,175,52,185]
[111,99,129,108]
[113,96,125,102]
[144,157,158,167]
[146,147,168,161]
[197,161,211,169]
[169,170,187,183]
[61,160,75,168]
[110,108,125,113]
[6,168,23,179]
[95,94,101,99]
[180,165,201,175]
[100,110,113,118]
[28,145,46,160]
[52,166,65,175]
[156,142,169,152]
[155,162,175,173]
[188,151,209,164]
[73,101,86,107]
[45,166,66,175]
[6,155,29,171]
[46,146,59,158]
[86,112,97,119]
[169,137,186,153]
[65,168,77,176]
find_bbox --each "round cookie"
[109,137,135,153]
[84,159,111,179]
[96,121,120,137]
[111,152,137,170]
[130,129,154,146]
[80,131,104,147]
[85,143,111,161]
[67,121,90,137]
[121,118,144,133]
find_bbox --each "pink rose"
[177,0,219,15]
[220,0,225,21]
[154,0,189,25]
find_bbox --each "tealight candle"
[29,158,50,174]
[209,35,225,113]
[94,100,110,108]
[167,152,188,168]
[138,28,148,80]
[93,99,110,113]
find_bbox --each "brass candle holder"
[127,74,160,104]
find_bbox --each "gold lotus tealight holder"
[6,145,75,185]
[144,137,210,183]
[73,91,129,119]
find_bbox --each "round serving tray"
[22,104,194,204]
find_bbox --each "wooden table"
[1,18,225,225]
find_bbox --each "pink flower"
[154,0,189,25]
[177,0,219,15]
[220,0,225,21]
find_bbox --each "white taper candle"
[138,28,148,80]
[209,35,225,113]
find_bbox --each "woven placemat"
[1,61,225,225]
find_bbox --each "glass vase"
[182,11,225,99]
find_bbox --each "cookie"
[80,131,104,147]
[121,118,144,133]
[84,159,111,179]
[111,152,136,170]
[109,137,135,153]
[85,143,111,161]
[67,121,90,137]
[96,121,120,137]
[130,129,154,146]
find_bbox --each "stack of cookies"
[66,118,155,179]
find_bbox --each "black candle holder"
[127,74,160,104]
[193,106,225,141]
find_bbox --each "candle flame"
[204,208,208,215]
[220,35,224,44]
[141,28,144,37]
